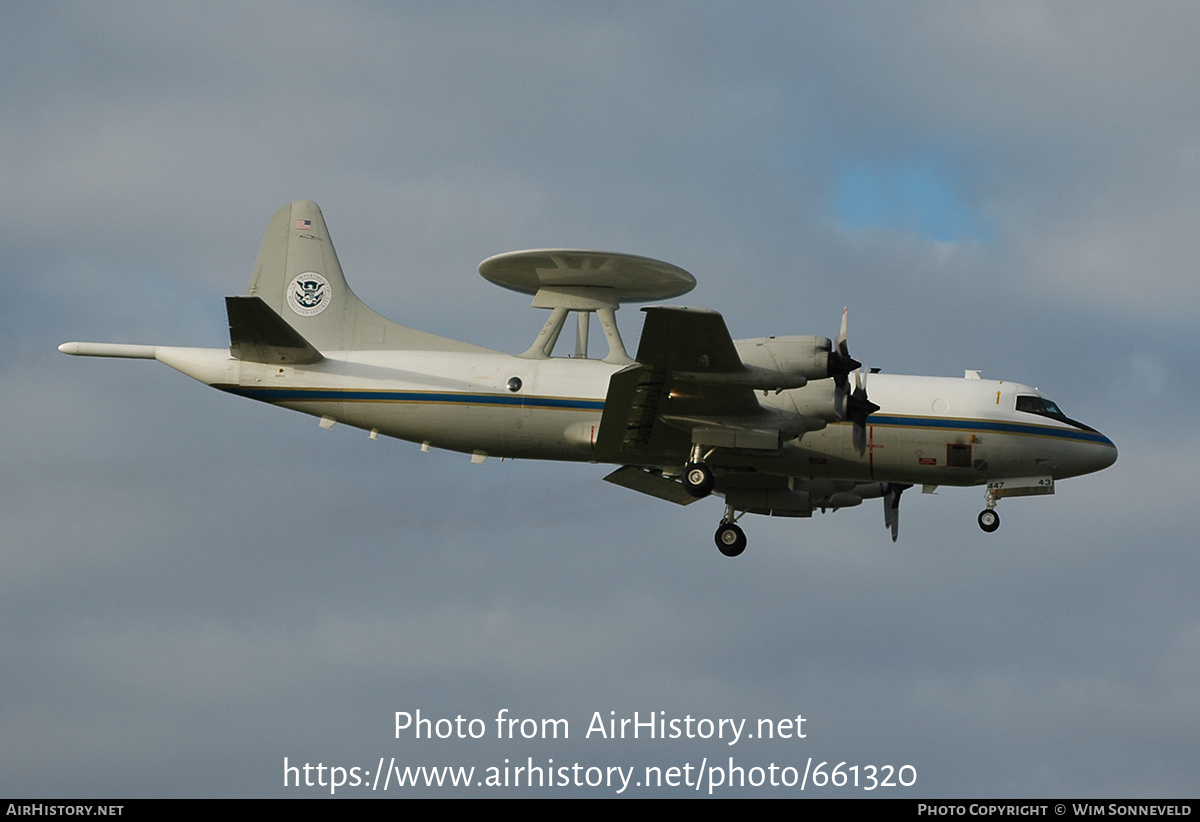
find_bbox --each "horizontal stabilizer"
[603,465,700,506]
[226,296,323,364]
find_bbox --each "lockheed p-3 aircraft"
[60,201,1117,556]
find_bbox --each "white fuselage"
[152,344,1117,486]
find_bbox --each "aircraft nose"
[1057,427,1117,479]
[1088,431,1118,473]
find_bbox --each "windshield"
[1015,395,1094,431]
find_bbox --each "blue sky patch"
[834,157,990,242]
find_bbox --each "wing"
[594,306,801,466]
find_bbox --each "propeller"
[848,366,881,455]
[829,308,860,421]
[828,308,879,455]
[883,483,911,542]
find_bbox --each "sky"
[3,1,1198,798]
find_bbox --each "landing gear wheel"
[683,462,715,498]
[978,509,1000,533]
[714,521,747,557]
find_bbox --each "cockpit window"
[1015,395,1043,414]
[1016,395,1063,415]
[1015,395,1094,431]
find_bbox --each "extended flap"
[603,466,700,506]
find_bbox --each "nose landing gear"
[977,508,1000,533]
[978,487,1000,533]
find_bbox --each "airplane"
[59,200,1118,557]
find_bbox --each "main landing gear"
[678,450,747,557]
[714,504,747,557]
[682,445,716,499]
[683,461,714,498]
[978,487,1000,533]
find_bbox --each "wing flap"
[594,364,690,461]
[603,466,700,506]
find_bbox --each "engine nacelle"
[782,377,839,426]
[733,335,862,428]
[734,336,831,382]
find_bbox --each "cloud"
[2,1,1194,798]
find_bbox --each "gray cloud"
[2,1,1193,797]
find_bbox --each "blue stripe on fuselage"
[218,385,606,412]
[216,386,1112,446]
[867,414,1114,446]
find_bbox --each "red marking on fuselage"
[865,425,884,479]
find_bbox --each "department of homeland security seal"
[287,272,331,316]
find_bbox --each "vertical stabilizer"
[245,201,493,353]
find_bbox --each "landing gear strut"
[714,504,747,557]
[978,488,1000,533]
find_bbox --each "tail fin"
[244,201,493,354]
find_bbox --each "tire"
[682,462,715,498]
[978,509,1000,533]
[714,522,747,557]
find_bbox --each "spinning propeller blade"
[883,483,910,542]
[829,308,861,421]
[848,366,881,455]
[828,309,878,454]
